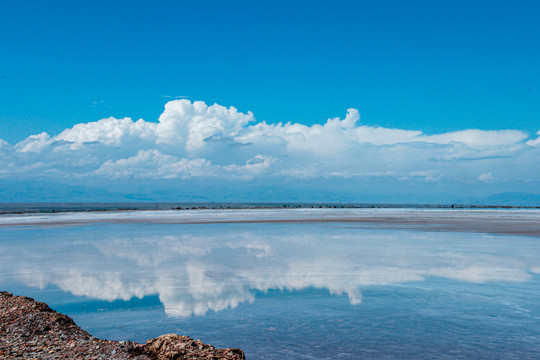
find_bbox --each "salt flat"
[1,208,540,236]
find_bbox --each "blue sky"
[0,0,539,203]
[2,0,539,141]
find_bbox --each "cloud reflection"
[1,225,538,317]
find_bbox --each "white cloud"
[155,100,254,151]
[57,117,156,147]
[526,130,540,147]
[0,138,11,149]
[93,150,213,179]
[224,155,277,179]
[15,132,52,153]
[1,99,539,197]
[423,129,527,148]
[478,172,493,181]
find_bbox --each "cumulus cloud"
[57,117,156,147]
[155,100,255,150]
[1,99,539,199]
[15,132,52,153]
[93,150,213,179]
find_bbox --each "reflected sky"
[1,212,540,358]
[1,220,539,318]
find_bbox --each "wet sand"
[1,209,539,236]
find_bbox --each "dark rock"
[145,333,245,360]
[0,291,245,359]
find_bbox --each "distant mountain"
[1,179,538,207]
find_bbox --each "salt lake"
[1,208,539,359]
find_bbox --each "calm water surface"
[1,210,539,359]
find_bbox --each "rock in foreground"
[0,291,245,359]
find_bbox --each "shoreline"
[1,208,539,236]
[0,291,245,360]
[1,202,539,215]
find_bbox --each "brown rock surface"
[0,291,245,359]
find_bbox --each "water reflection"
[1,224,539,317]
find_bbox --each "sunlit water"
[1,209,539,359]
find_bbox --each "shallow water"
[1,210,539,359]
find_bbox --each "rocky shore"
[0,291,245,359]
